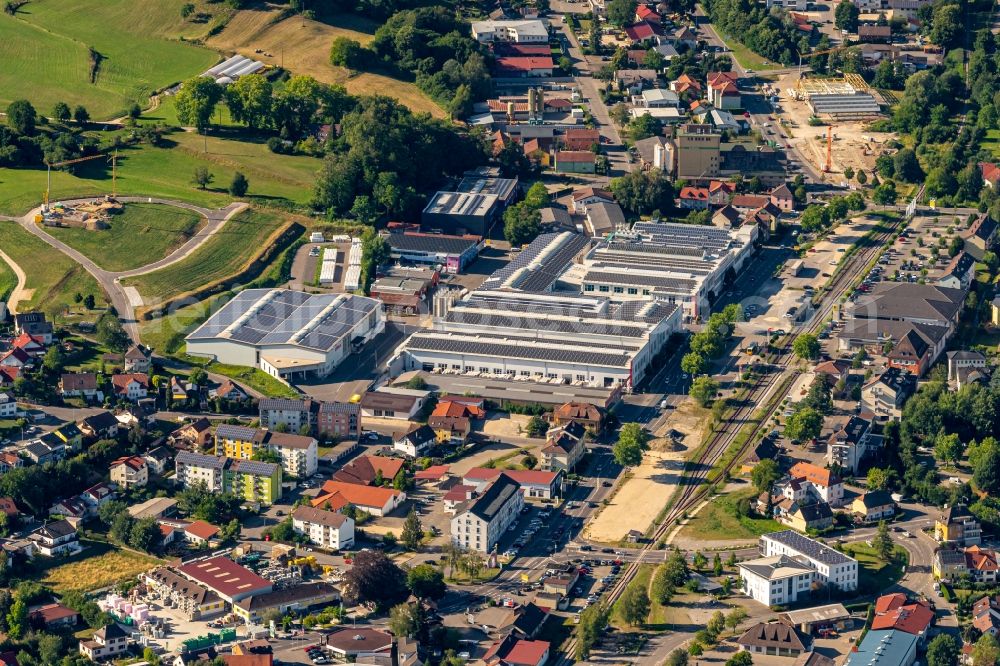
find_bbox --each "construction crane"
[44,150,118,207]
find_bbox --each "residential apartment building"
[825,415,879,475]
[759,531,858,591]
[291,506,355,550]
[215,425,318,478]
[258,399,316,434]
[786,462,845,506]
[174,452,282,505]
[109,456,149,489]
[317,402,360,439]
[862,367,917,421]
[175,451,228,493]
[451,474,524,553]
[541,421,587,472]
[935,504,982,546]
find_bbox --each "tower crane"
[44,150,118,208]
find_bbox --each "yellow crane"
[44,150,118,206]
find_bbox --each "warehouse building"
[384,232,481,273]
[395,289,681,390]
[573,221,758,320]
[185,289,384,382]
[421,174,519,237]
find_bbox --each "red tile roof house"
[310,481,405,517]
[707,71,741,110]
[670,74,702,95]
[496,56,554,77]
[463,468,563,500]
[484,635,550,666]
[872,593,934,644]
[0,347,32,369]
[679,186,711,210]
[708,180,736,206]
[110,373,149,401]
[29,603,79,629]
[332,455,405,486]
[184,520,222,545]
[11,333,46,357]
[624,21,663,44]
[981,162,1000,189]
[59,373,100,398]
[635,4,661,23]
[572,187,615,214]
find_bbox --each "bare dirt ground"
[585,402,707,543]
[773,71,896,182]
[207,10,445,118]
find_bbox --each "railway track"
[559,211,910,664]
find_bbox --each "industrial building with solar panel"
[185,289,385,382]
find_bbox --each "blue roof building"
[845,630,917,666]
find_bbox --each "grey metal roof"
[764,530,855,565]
[385,233,480,255]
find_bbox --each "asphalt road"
[15,197,246,343]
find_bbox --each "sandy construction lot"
[585,402,706,542]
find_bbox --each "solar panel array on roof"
[583,270,697,291]
[187,289,378,353]
[765,530,855,565]
[444,309,649,338]
[406,333,632,367]
[481,232,590,291]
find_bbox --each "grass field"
[206,9,444,118]
[48,203,205,272]
[841,543,907,595]
[123,208,288,303]
[0,0,219,120]
[0,253,16,301]
[206,362,301,398]
[0,221,106,318]
[139,293,228,358]
[41,544,162,593]
[715,31,780,71]
[0,135,317,216]
[983,129,1000,159]
[678,488,784,541]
